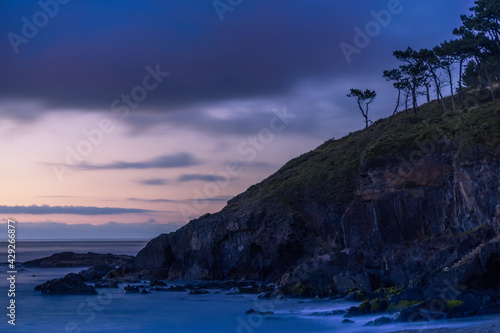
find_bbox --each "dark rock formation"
[123,285,140,294]
[24,252,134,268]
[364,316,393,326]
[117,103,500,317]
[188,289,209,295]
[79,263,115,282]
[245,309,274,315]
[152,285,187,292]
[34,273,97,295]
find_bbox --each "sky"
[0,0,475,240]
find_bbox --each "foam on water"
[0,241,498,332]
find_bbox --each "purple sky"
[0,0,475,239]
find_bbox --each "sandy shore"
[392,324,500,333]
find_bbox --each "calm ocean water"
[0,241,498,332]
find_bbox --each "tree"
[442,38,472,102]
[461,0,500,83]
[416,48,447,112]
[435,42,460,113]
[454,26,496,100]
[383,69,409,124]
[347,89,376,128]
[393,47,427,114]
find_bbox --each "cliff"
[121,99,500,299]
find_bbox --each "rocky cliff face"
[122,101,500,298]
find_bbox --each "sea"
[0,241,498,333]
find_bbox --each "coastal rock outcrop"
[35,273,97,295]
[24,252,134,268]
[119,102,499,315]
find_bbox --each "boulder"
[24,252,133,268]
[123,284,140,294]
[34,273,97,295]
[364,316,393,326]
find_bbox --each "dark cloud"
[0,205,154,215]
[136,178,169,186]
[0,0,472,115]
[177,173,227,183]
[77,153,201,170]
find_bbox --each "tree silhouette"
[393,47,427,114]
[383,69,409,124]
[347,89,376,128]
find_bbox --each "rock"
[152,285,187,292]
[79,264,115,282]
[245,309,274,315]
[123,284,140,294]
[342,319,354,324]
[394,302,446,323]
[150,280,167,287]
[141,289,151,294]
[188,289,209,295]
[364,316,393,326]
[476,301,500,316]
[344,300,371,317]
[24,252,133,268]
[311,309,346,316]
[95,280,119,289]
[113,104,499,322]
[34,273,97,295]
[238,285,263,294]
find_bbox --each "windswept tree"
[454,25,496,100]
[393,47,427,114]
[383,69,409,124]
[461,0,500,82]
[416,48,447,112]
[435,42,459,113]
[347,88,376,129]
[442,38,472,102]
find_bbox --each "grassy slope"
[226,94,500,212]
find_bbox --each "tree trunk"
[431,69,446,112]
[364,103,369,128]
[404,92,409,114]
[475,57,484,88]
[458,57,464,103]
[479,54,496,101]
[388,88,401,125]
[411,84,418,115]
[425,82,431,116]
[447,67,456,113]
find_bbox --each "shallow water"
[1,266,499,333]
[0,241,498,332]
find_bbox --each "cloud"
[128,198,175,203]
[0,0,470,116]
[136,178,169,186]
[0,205,154,215]
[128,196,233,203]
[177,173,227,183]
[201,196,234,202]
[77,152,201,170]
